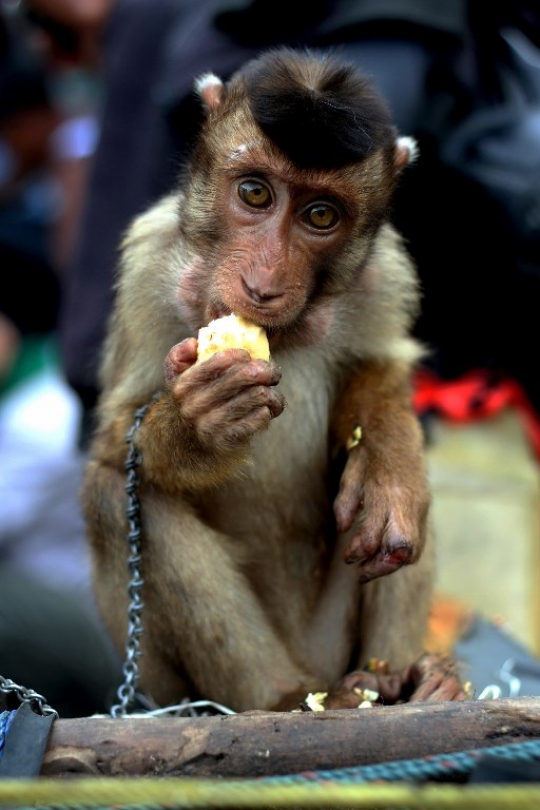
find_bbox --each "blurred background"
[1,0,540,714]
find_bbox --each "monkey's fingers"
[333,452,366,533]
[165,338,198,380]
[343,526,413,583]
[356,545,413,584]
[191,386,285,449]
[206,385,285,424]
[173,352,282,414]
[189,350,281,385]
[342,481,426,581]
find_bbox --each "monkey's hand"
[165,337,285,456]
[333,437,429,583]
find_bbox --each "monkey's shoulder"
[122,194,180,252]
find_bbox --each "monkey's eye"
[238,180,272,208]
[305,203,339,230]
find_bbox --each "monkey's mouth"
[208,303,232,322]
[209,294,303,334]
[209,301,279,328]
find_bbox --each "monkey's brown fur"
[82,48,459,712]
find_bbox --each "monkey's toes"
[325,653,467,709]
[407,653,468,702]
[325,669,403,709]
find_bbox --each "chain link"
[110,401,153,718]
[0,675,58,718]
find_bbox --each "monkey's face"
[184,132,396,349]
[180,53,411,350]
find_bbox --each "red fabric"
[413,369,540,460]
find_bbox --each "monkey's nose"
[241,276,283,304]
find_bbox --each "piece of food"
[304,691,328,712]
[353,687,379,707]
[196,314,270,363]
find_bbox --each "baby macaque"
[82,47,464,712]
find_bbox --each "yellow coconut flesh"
[196,314,270,363]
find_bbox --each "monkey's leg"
[300,531,363,686]
[356,526,435,669]
[299,526,465,708]
[324,534,467,706]
[86,464,323,713]
[327,363,467,704]
[305,524,433,698]
[290,358,434,699]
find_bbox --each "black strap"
[0,703,55,777]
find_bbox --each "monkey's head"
[179,47,417,348]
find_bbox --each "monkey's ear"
[194,73,226,113]
[394,136,419,170]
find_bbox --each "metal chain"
[0,675,58,718]
[109,396,236,720]
[110,401,153,718]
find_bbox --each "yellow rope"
[0,778,539,809]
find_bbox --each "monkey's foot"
[323,653,468,710]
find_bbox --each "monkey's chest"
[199,360,335,586]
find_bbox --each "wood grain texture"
[41,698,540,778]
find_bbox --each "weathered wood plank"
[41,698,540,778]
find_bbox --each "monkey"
[81,47,465,713]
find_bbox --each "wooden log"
[42,697,540,778]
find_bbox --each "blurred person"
[0,312,121,718]
[20,0,115,272]
[0,9,121,718]
[58,0,540,453]
[24,0,115,68]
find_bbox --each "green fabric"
[0,335,59,399]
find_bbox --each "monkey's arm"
[330,358,430,582]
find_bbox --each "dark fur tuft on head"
[244,48,395,170]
